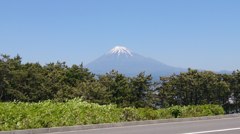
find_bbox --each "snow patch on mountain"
[109,46,133,57]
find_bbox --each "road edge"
[1,114,240,134]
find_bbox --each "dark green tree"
[98,70,132,107]
[158,69,230,107]
[130,72,153,108]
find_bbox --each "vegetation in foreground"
[0,99,224,131]
[0,54,238,131]
[0,55,240,112]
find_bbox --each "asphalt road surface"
[47,117,240,134]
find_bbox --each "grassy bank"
[0,99,224,131]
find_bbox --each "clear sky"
[0,0,240,71]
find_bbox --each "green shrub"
[178,105,225,118]
[0,99,224,131]
[169,106,182,118]
[121,107,139,121]
[137,108,160,120]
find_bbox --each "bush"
[179,105,225,118]
[169,106,182,118]
[0,99,224,131]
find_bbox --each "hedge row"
[0,99,224,131]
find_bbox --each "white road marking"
[183,127,240,134]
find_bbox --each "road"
[46,117,240,134]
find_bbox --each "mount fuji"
[86,46,187,79]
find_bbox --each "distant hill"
[86,46,187,79]
[217,70,232,74]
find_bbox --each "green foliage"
[169,106,182,118]
[179,105,225,117]
[0,54,240,113]
[0,100,224,131]
[157,69,231,108]
[121,107,139,121]
[0,55,153,108]
[130,72,153,108]
[98,70,132,107]
[0,99,121,131]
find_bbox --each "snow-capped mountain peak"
[87,45,187,79]
[109,46,133,56]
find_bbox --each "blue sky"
[0,0,239,71]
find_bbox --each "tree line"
[0,54,239,112]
